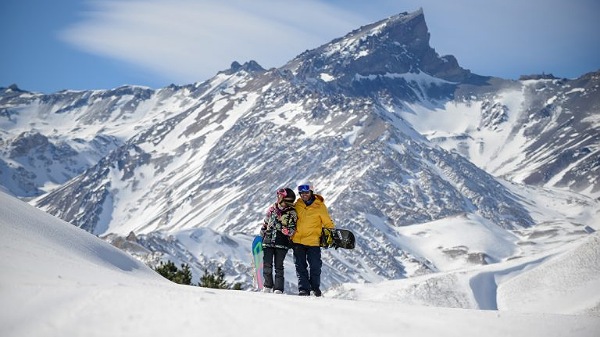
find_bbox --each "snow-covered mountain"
[1,190,599,337]
[1,9,598,290]
[403,71,600,197]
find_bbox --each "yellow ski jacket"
[292,194,334,246]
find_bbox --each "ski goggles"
[277,188,288,198]
[297,184,311,193]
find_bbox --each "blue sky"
[2,0,599,94]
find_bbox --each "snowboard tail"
[320,228,355,249]
[251,235,264,290]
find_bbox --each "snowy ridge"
[497,233,600,315]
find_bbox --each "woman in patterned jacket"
[260,187,298,294]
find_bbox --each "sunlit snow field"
[1,191,599,337]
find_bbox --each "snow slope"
[497,233,600,315]
[1,191,599,337]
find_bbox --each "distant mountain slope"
[403,71,600,199]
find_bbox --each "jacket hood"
[313,194,325,203]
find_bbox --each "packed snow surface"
[1,191,599,337]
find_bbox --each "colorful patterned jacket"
[261,202,297,249]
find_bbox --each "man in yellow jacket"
[292,183,334,296]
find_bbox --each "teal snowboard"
[251,236,264,290]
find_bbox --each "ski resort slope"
[1,191,599,337]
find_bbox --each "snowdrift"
[328,232,600,316]
[497,233,600,315]
[0,190,164,286]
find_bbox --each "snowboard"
[251,235,264,290]
[320,228,356,249]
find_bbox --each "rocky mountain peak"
[221,60,266,75]
[281,9,480,101]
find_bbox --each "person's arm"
[320,205,335,229]
[281,211,297,236]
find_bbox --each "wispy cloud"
[60,0,368,84]
[59,0,600,86]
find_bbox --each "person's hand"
[282,228,295,236]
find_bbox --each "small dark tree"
[172,263,192,285]
[154,260,178,280]
[198,266,229,289]
[154,261,242,290]
[154,261,192,285]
